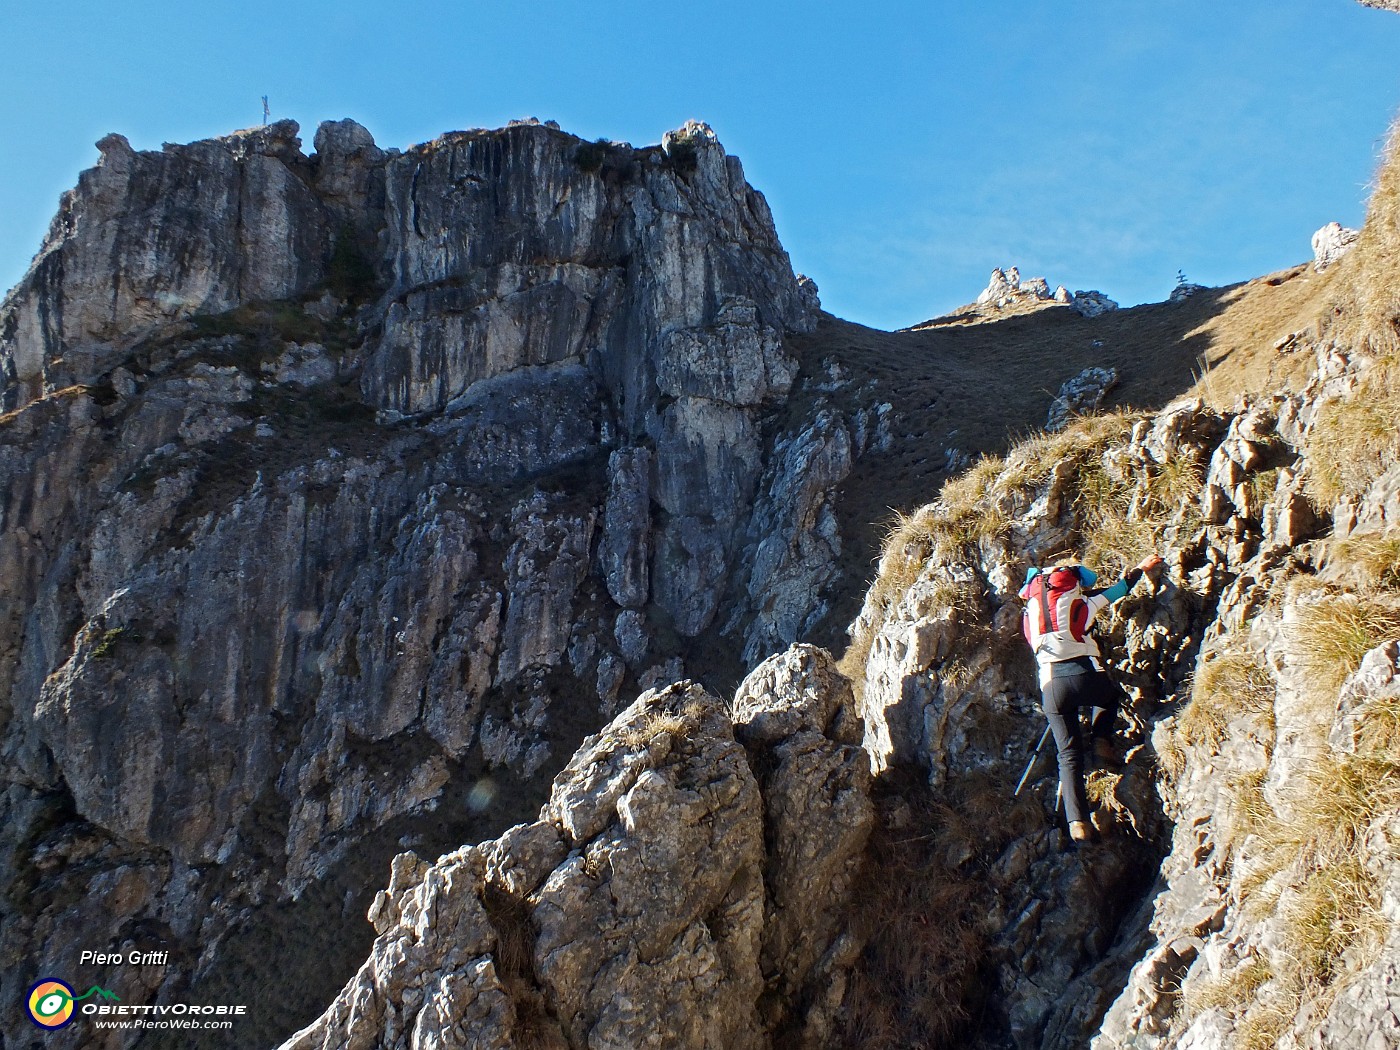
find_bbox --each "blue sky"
[3,1,1399,329]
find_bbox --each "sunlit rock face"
[280,649,870,1050]
[1,122,330,410]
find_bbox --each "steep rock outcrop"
[281,647,870,1050]
[1091,353,1400,1050]
[843,376,1343,1046]
[1046,366,1119,432]
[728,407,854,663]
[0,122,329,409]
[977,266,1056,309]
[1071,290,1121,318]
[1311,221,1360,272]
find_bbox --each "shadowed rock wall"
[0,118,863,1049]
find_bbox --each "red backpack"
[1021,567,1091,652]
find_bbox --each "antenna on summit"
[262,96,271,125]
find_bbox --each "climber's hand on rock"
[1137,554,1164,573]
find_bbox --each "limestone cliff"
[0,117,867,1048]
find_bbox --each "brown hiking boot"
[1069,821,1094,843]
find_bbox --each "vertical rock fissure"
[480,879,569,1049]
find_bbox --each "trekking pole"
[1013,724,1052,798]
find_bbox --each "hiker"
[1019,554,1164,843]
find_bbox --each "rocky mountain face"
[5,11,1400,1043]
[839,391,1336,1047]
[0,117,875,1048]
[272,300,1400,1050]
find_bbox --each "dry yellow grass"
[1181,264,1342,410]
[1206,755,1395,1046]
[1226,768,1272,842]
[1227,770,1387,1040]
[938,453,1005,509]
[1175,537,1400,1042]
[1085,770,1127,818]
[1216,629,1400,1042]
[1178,646,1274,755]
[1245,466,1282,511]
[1305,353,1400,505]
[1329,531,1400,591]
[617,699,705,749]
[1291,593,1400,702]
[1154,731,1189,783]
[1183,958,1273,1018]
[1005,411,1137,489]
[1287,852,1385,986]
[1061,413,1203,576]
[1235,999,1295,1050]
[1351,691,1400,756]
[1301,120,1400,505]
[1328,118,1400,356]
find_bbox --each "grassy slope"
[786,261,1340,651]
[827,120,1400,1050]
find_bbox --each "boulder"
[976,266,1056,309]
[280,682,767,1050]
[1312,220,1361,272]
[1046,366,1120,431]
[1071,290,1119,318]
[1169,281,1207,303]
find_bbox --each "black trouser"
[1040,666,1120,826]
